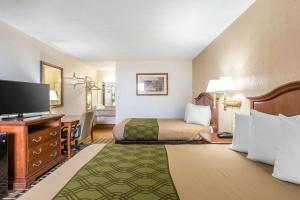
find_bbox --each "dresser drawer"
[28,138,60,161]
[28,150,60,174]
[28,127,60,148]
[28,140,60,174]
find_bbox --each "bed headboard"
[195,93,218,132]
[247,81,300,116]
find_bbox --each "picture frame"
[136,73,168,96]
[40,61,63,107]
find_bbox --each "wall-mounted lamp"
[218,77,242,111]
[206,77,242,111]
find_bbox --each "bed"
[19,81,300,200]
[113,93,218,144]
[19,144,300,200]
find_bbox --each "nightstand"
[200,132,232,144]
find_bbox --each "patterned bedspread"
[54,144,179,200]
[19,144,300,200]
[123,118,159,140]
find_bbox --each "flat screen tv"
[0,80,50,117]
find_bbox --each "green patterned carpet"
[54,144,179,200]
[124,118,159,141]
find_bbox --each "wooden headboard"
[247,81,300,116]
[195,92,218,132]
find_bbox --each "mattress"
[19,144,300,200]
[113,118,211,141]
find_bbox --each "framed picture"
[40,61,63,107]
[136,73,168,96]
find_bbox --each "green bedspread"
[124,118,159,141]
[54,144,179,200]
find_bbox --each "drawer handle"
[32,136,42,143]
[50,141,58,147]
[32,160,42,167]
[50,131,58,137]
[50,151,58,157]
[33,148,42,155]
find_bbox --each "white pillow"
[273,115,300,184]
[185,103,211,126]
[231,113,251,153]
[247,110,280,165]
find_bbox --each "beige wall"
[192,0,300,132]
[0,20,98,116]
[116,60,192,122]
[97,70,116,83]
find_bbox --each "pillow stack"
[232,111,300,185]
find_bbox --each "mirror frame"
[40,61,64,107]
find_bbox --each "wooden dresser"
[0,114,64,189]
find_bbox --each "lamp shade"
[217,77,235,92]
[49,90,58,101]
[206,80,220,93]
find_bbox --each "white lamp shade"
[206,80,220,93]
[49,90,58,101]
[218,77,235,92]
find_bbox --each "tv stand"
[0,114,64,189]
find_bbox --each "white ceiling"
[0,0,255,61]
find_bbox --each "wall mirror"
[40,61,63,107]
[102,82,116,106]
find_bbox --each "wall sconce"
[218,77,242,111]
[206,77,242,111]
[223,93,242,110]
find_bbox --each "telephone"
[217,132,233,138]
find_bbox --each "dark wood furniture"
[61,117,80,159]
[248,81,300,116]
[0,115,64,190]
[200,132,232,144]
[195,92,218,133]
[0,133,8,198]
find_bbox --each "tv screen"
[0,80,50,115]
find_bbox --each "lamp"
[49,90,58,114]
[218,77,235,92]
[206,80,220,109]
[217,77,241,110]
[49,90,58,105]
